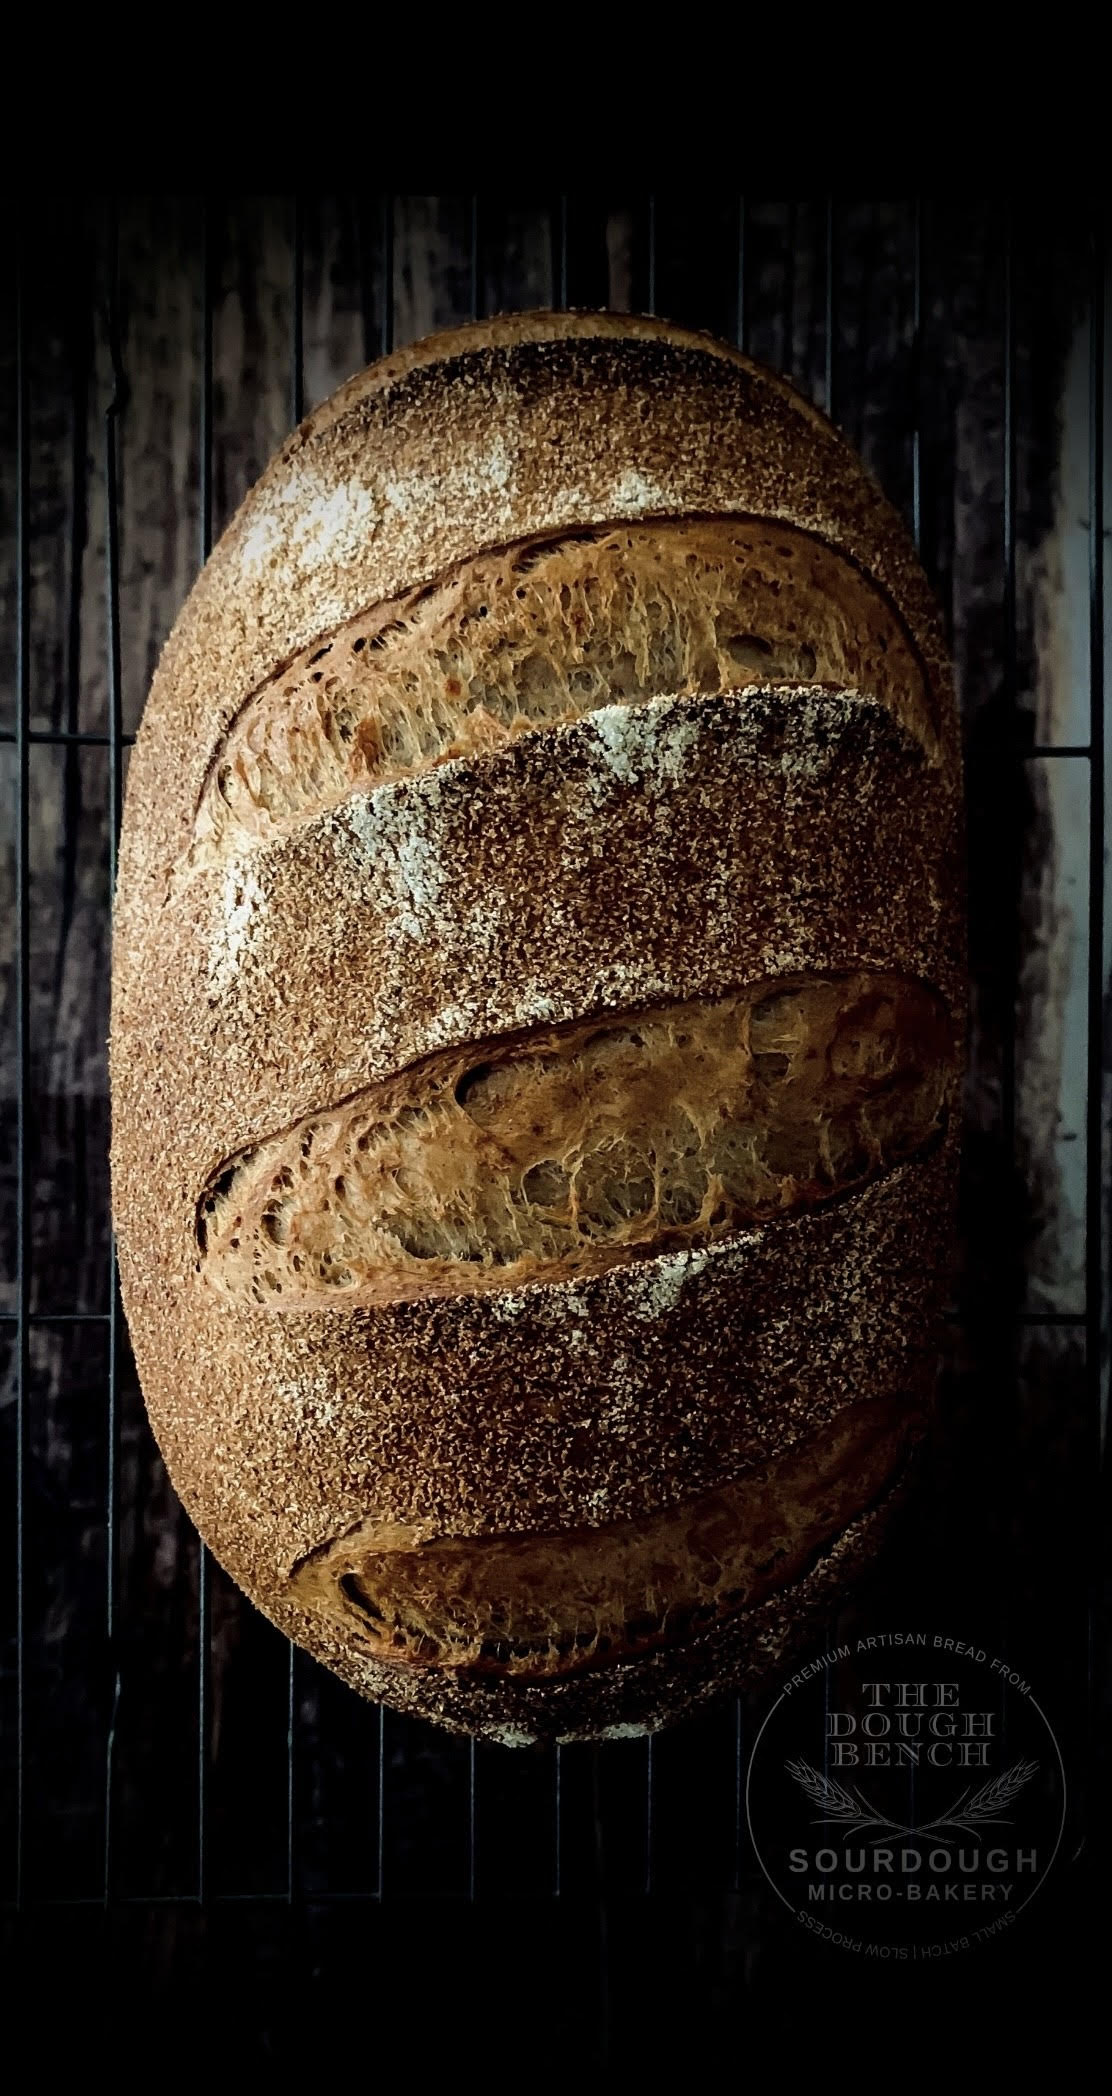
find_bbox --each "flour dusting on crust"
[208,860,266,997]
[590,700,702,788]
[112,313,963,1745]
[240,464,381,584]
[340,775,449,942]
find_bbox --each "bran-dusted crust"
[113,312,958,947]
[111,311,964,1742]
[288,1392,913,1682]
[198,969,951,1312]
[260,1446,923,1746]
[116,684,962,1183]
[184,515,938,879]
[114,1134,956,1725]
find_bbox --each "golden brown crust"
[115,1135,954,1585]
[266,1439,922,1745]
[288,1394,913,1682]
[114,684,962,1183]
[111,310,964,1742]
[184,515,937,879]
[199,970,952,1311]
[113,313,957,954]
[298,308,826,441]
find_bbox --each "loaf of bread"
[111,312,964,1744]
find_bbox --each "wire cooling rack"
[1,196,1107,2043]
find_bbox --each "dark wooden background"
[1,195,1108,2062]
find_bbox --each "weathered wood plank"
[831,198,918,524]
[393,194,477,345]
[299,194,368,415]
[1018,755,1090,1312]
[116,196,204,739]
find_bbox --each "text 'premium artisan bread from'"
[110,312,965,1744]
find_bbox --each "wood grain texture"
[0,196,1107,2039]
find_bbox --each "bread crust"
[113,315,956,947]
[242,1455,921,1747]
[183,513,938,881]
[111,311,964,1741]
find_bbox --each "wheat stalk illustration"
[914,1759,1039,1837]
[784,1759,902,1835]
[784,1756,1040,1840]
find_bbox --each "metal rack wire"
[3,197,1108,1962]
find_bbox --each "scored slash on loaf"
[110,312,965,1745]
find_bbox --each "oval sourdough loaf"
[111,311,964,1745]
